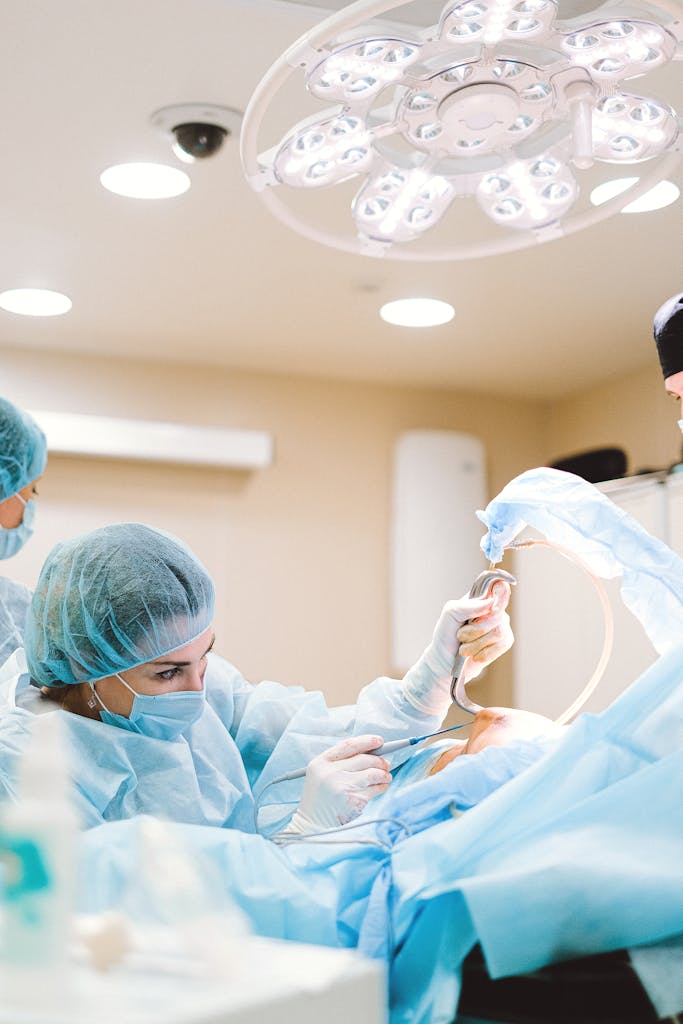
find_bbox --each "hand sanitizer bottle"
[0,712,78,1010]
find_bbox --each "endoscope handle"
[450,569,517,714]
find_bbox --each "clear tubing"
[505,538,614,726]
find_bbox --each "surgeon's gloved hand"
[284,735,392,835]
[401,582,513,717]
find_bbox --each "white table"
[0,936,387,1024]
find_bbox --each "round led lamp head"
[240,0,682,260]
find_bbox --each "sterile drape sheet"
[477,467,683,654]
[81,638,683,1022]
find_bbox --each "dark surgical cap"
[653,291,683,380]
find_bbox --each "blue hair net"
[0,397,47,500]
[26,524,215,686]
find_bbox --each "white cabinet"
[511,473,679,719]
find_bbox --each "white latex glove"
[401,581,513,716]
[284,734,392,834]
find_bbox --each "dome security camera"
[151,104,243,163]
[172,122,227,160]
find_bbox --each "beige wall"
[2,346,677,711]
[2,345,550,708]
[545,361,681,475]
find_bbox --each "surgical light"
[0,289,72,317]
[241,0,682,260]
[380,298,455,326]
[100,163,190,199]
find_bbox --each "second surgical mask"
[0,495,35,560]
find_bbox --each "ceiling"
[1,0,681,400]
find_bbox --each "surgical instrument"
[253,723,469,831]
[450,568,517,714]
[271,723,469,784]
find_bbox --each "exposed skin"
[664,369,683,419]
[428,706,563,775]
[0,477,41,529]
[41,627,215,720]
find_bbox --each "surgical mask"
[0,494,36,560]
[90,672,206,741]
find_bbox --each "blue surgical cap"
[0,397,48,500]
[26,523,215,686]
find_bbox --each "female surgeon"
[0,521,512,834]
[0,397,47,665]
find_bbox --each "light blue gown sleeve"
[0,577,31,668]
[203,654,449,791]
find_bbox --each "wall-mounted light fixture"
[30,410,273,470]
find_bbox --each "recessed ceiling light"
[590,178,680,213]
[100,162,190,199]
[380,298,455,327]
[0,288,72,317]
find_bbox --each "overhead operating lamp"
[240,0,682,259]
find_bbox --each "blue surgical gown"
[0,648,448,833]
[0,576,30,667]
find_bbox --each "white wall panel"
[391,430,487,672]
[665,472,683,554]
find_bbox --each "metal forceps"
[450,568,517,714]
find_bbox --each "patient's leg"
[429,707,562,775]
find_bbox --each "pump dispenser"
[0,712,78,1009]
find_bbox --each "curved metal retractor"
[450,569,517,714]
